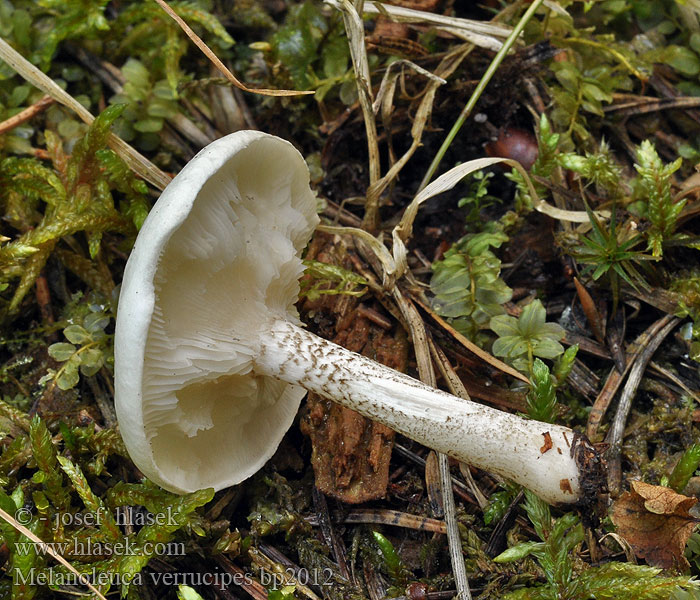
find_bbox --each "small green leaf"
[322,33,349,79]
[56,359,80,390]
[84,312,110,333]
[493,541,542,563]
[492,336,528,358]
[64,324,91,344]
[178,585,206,600]
[518,300,547,336]
[134,118,164,133]
[48,342,77,362]
[664,45,700,76]
[79,348,104,376]
[489,314,520,338]
[532,337,566,359]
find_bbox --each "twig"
[248,547,321,600]
[393,443,478,503]
[604,95,700,117]
[312,488,352,582]
[566,359,600,401]
[587,314,676,439]
[213,555,268,600]
[35,273,55,328]
[307,509,448,534]
[0,95,54,134]
[0,36,170,190]
[649,360,700,403]
[322,200,363,227]
[86,377,117,428]
[605,317,680,495]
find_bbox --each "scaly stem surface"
[256,319,593,505]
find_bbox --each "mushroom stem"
[256,319,598,506]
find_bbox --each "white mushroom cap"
[114,131,318,493]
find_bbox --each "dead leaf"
[610,480,698,569]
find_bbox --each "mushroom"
[115,131,603,506]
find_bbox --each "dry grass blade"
[606,317,681,495]
[326,0,381,229]
[361,1,511,50]
[316,224,397,285]
[372,59,446,116]
[412,296,530,384]
[438,450,472,600]
[0,36,171,190]
[390,290,471,600]
[153,0,312,97]
[393,157,600,285]
[367,44,470,220]
[586,314,676,439]
[393,289,435,386]
[0,506,108,600]
[405,157,612,280]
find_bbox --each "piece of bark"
[299,233,408,503]
[301,312,408,503]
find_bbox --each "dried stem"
[0,95,53,134]
[153,0,312,97]
[605,317,680,495]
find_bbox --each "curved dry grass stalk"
[153,0,313,98]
